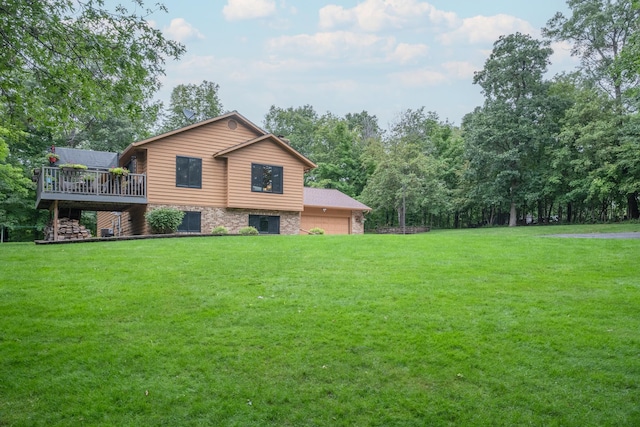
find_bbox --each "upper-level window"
[251,164,283,194]
[176,156,202,188]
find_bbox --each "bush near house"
[211,226,228,235]
[145,208,185,234]
[238,226,258,235]
[308,227,325,235]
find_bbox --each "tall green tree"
[360,108,449,229]
[544,0,640,106]
[545,1,640,216]
[466,33,554,226]
[160,81,224,131]
[306,116,366,197]
[0,0,184,133]
[263,105,319,158]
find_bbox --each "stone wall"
[351,211,366,234]
[146,204,301,235]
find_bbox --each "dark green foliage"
[145,208,185,234]
[0,0,184,133]
[161,80,224,132]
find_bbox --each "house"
[35,111,370,240]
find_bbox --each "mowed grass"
[1,224,639,426]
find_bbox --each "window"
[251,164,283,194]
[178,211,201,233]
[249,215,280,234]
[176,156,202,188]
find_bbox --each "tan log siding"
[96,211,132,236]
[225,141,305,211]
[145,119,260,207]
[96,211,111,233]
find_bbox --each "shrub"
[211,225,228,235]
[238,226,259,236]
[308,227,325,235]
[109,167,129,176]
[145,208,185,234]
[58,163,88,170]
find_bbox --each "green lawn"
[1,224,639,426]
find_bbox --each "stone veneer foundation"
[145,204,302,235]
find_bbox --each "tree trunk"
[628,193,640,220]
[567,203,572,223]
[509,201,517,227]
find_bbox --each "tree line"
[1,0,640,240]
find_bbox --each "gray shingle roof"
[55,147,118,169]
[304,187,371,211]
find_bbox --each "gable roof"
[121,111,267,159]
[304,187,371,211]
[55,147,118,169]
[213,134,317,170]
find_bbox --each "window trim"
[176,156,202,189]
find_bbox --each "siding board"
[145,119,260,207]
[224,140,305,211]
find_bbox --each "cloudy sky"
[146,0,578,128]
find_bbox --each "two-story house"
[35,111,370,240]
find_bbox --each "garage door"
[301,215,350,234]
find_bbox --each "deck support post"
[52,200,59,241]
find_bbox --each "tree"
[360,108,449,229]
[306,117,366,197]
[0,0,184,134]
[0,128,39,239]
[544,1,640,217]
[160,81,224,131]
[467,33,554,226]
[543,0,640,106]
[263,105,319,158]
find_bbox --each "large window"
[251,164,283,194]
[176,156,202,188]
[178,211,201,233]
[249,215,280,234]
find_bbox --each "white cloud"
[390,68,448,86]
[223,0,276,21]
[439,14,535,45]
[319,0,457,32]
[266,31,430,66]
[267,31,394,61]
[441,61,477,79]
[163,18,204,42]
[388,43,429,64]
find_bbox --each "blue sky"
[144,0,578,128]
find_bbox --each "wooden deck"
[35,167,147,210]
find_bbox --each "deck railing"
[38,167,146,198]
